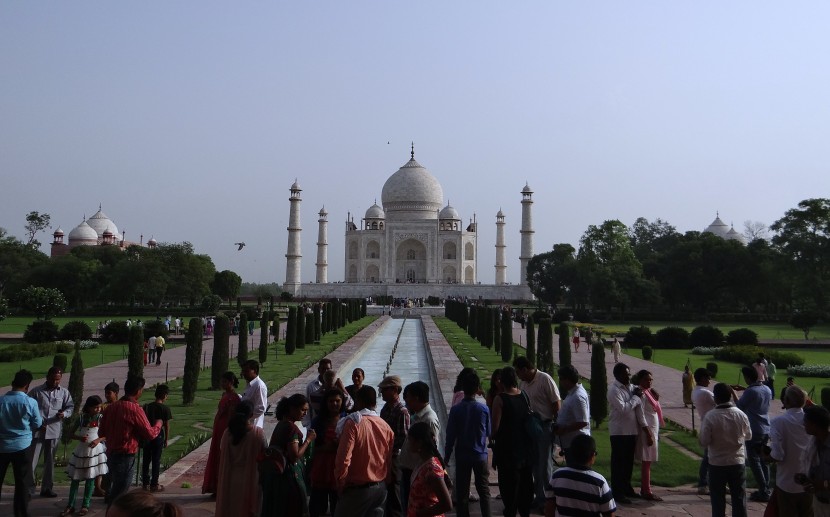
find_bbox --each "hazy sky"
[2,3,829,285]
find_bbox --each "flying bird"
[234,242,246,251]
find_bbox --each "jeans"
[745,435,770,496]
[532,421,554,505]
[400,468,412,513]
[333,482,386,517]
[106,453,136,505]
[698,447,710,487]
[610,434,637,498]
[709,464,746,517]
[141,436,163,487]
[455,458,492,517]
[0,449,32,517]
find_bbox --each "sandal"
[59,507,75,517]
[78,509,89,516]
[641,492,663,502]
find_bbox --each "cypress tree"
[296,307,306,349]
[526,317,536,366]
[211,314,230,389]
[67,340,84,410]
[313,304,321,343]
[183,318,203,405]
[558,323,572,368]
[236,297,241,312]
[272,312,281,343]
[468,305,477,339]
[237,313,248,366]
[259,316,268,363]
[285,306,297,355]
[500,311,513,362]
[483,307,494,349]
[305,312,314,344]
[459,303,468,331]
[331,301,339,333]
[590,340,608,428]
[321,303,329,335]
[128,325,144,381]
[493,309,501,353]
[537,318,553,374]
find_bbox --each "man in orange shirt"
[334,385,394,517]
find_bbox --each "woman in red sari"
[309,389,345,517]
[202,371,241,495]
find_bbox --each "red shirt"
[99,397,161,454]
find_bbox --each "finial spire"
[411,142,414,159]
[99,203,102,211]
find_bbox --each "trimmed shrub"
[655,326,689,349]
[143,320,168,340]
[642,346,653,361]
[787,365,830,378]
[690,325,724,348]
[305,312,314,345]
[285,306,297,355]
[493,309,501,353]
[237,313,248,365]
[726,328,759,346]
[822,387,830,410]
[53,354,68,372]
[127,326,144,381]
[68,341,84,409]
[296,308,306,349]
[537,318,554,374]
[525,318,536,366]
[624,326,655,349]
[101,321,130,344]
[24,320,59,343]
[590,341,608,427]
[60,321,92,341]
[259,316,268,363]
[182,318,203,404]
[211,314,230,389]
[500,310,513,362]
[558,323,571,368]
[312,304,320,343]
[706,362,719,378]
[692,346,723,355]
[714,345,804,369]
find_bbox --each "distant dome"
[726,226,745,244]
[68,221,98,243]
[148,237,157,247]
[291,180,302,191]
[87,207,119,238]
[53,227,64,236]
[522,183,533,194]
[704,214,729,239]
[365,203,385,219]
[496,209,505,218]
[381,154,443,219]
[439,203,460,220]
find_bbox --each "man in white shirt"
[692,367,717,494]
[514,356,561,510]
[700,383,752,517]
[147,335,157,364]
[400,380,440,513]
[554,365,590,453]
[240,360,268,429]
[766,385,812,515]
[606,362,645,504]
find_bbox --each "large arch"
[348,264,358,282]
[365,264,380,282]
[464,265,474,284]
[464,242,474,260]
[348,241,358,260]
[442,265,457,283]
[366,240,380,259]
[443,241,457,260]
[395,238,427,283]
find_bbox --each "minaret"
[519,183,534,285]
[315,206,328,284]
[284,180,303,296]
[495,209,507,284]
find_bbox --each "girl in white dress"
[61,395,109,516]
[634,370,664,501]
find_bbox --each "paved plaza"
[1,317,774,516]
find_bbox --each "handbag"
[521,392,546,444]
[257,446,286,476]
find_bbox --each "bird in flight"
[234,242,246,251]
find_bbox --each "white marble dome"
[365,203,385,219]
[87,207,119,238]
[68,221,98,243]
[704,214,729,239]
[439,203,460,220]
[381,155,443,218]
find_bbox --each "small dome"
[148,237,157,246]
[726,226,746,244]
[103,229,113,236]
[439,203,460,220]
[291,180,302,191]
[704,213,729,239]
[381,154,443,218]
[53,227,64,236]
[522,183,533,194]
[365,203,385,219]
[496,209,505,218]
[319,207,328,216]
[68,221,98,242]
[87,207,119,238]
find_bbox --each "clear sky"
[2,2,828,285]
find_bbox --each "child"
[62,395,108,516]
[546,434,616,516]
[142,384,173,492]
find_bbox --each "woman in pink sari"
[202,371,241,495]
[635,369,664,501]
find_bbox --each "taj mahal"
[282,146,535,301]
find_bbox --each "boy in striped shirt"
[545,434,616,517]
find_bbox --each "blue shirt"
[445,397,491,464]
[737,382,772,439]
[0,390,42,453]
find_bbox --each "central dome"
[381,155,443,219]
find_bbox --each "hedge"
[713,345,804,369]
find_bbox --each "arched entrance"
[395,238,427,283]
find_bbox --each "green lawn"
[0,316,156,335]
[433,317,700,488]
[3,316,378,488]
[595,321,830,341]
